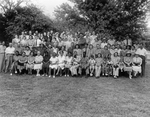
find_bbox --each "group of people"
[0,30,148,79]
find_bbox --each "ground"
[0,65,150,117]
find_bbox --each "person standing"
[5,43,15,73]
[0,42,6,72]
[136,43,148,76]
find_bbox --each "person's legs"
[49,68,52,77]
[45,67,49,76]
[53,68,56,78]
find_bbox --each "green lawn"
[0,65,150,117]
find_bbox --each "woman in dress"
[65,52,73,77]
[70,52,81,76]
[34,51,43,76]
[132,54,142,77]
[10,51,20,75]
[42,51,50,77]
[112,52,120,79]
[26,51,35,75]
[88,55,96,77]
[95,53,103,78]
[86,44,95,58]
[124,53,133,79]
[57,51,66,76]
[73,44,83,60]
[49,53,58,78]
[24,46,31,57]
[17,52,27,74]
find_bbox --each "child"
[95,53,103,78]
[101,57,108,76]
[88,55,96,76]
[106,56,113,76]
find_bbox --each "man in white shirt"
[5,43,15,73]
[136,43,148,76]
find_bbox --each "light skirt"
[34,63,43,70]
[132,66,141,73]
[49,64,58,69]
[124,66,132,72]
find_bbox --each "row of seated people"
[10,49,143,79]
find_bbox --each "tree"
[54,3,88,33]
[55,0,150,41]
[0,4,54,43]
[0,0,29,14]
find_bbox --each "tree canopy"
[54,0,150,41]
[0,0,53,43]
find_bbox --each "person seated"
[17,52,27,74]
[24,46,31,57]
[124,53,133,79]
[65,52,73,77]
[95,53,103,78]
[10,51,20,75]
[70,52,81,77]
[101,57,109,76]
[88,55,96,77]
[34,51,43,76]
[57,51,66,76]
[42,51,50,77]
[79,52,89,77]
[106,56,113,76]
[132,54,142,77]
[49,53,58,78]
[112,52,120,79]
[26,51,35,75]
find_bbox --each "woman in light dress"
[65,52,73,77]
[132,54,142,77]
[124,53,133,79]
[112,52,120,79]
[34,51,43,76]
[57,51,66,76]
[49,53,58,78]
[26,51,35,75]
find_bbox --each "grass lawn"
[0,65,150,117]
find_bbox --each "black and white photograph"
[0,0,150,116]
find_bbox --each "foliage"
[0,1,53,43]
[55,0,150,41]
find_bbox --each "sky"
[32,0,71,17]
